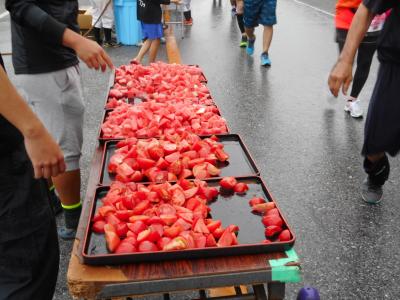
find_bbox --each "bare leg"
[263,25,273,53]
[134,39,151,63]
[148,39,161,63]
[52,170,81,206]
[245,27,255,40]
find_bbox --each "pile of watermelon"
[91,62,292,256]
[108,133,229,183]
[92,180,239,253]
[106,62,212,108]
[101,101,228,139]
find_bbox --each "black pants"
[362,62,400,157]
[0,146,59,300]
[337,29,378,99]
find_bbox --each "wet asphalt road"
[1,0,400,299]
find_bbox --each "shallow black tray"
[82,176,295,265]
[99,134,260,185]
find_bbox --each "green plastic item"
[269,248,301,283]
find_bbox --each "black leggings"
[338,40,377,99]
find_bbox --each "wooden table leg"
[253,285,267,300]
[267,282,285,300]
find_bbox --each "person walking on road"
[133,0,180,64]
[0,53,65,300]
[243,0,276,66]
[335,0,387,118]
[328,0,399,204]
[234,0,248,47]
[6,0,113,240]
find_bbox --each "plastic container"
[114,0,142,45]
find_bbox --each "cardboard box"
[78,7,93,31]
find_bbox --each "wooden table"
[67,146,301,300]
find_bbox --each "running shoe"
[361,178,383,204]
[260,52,271,66]
[184,18,193,26]
[58,227,77,240]
[240,35,248,48]
[344,99,363,118]
[103,41,121,48]
[246,37,255,55]
[231,7,237,17]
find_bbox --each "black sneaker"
[361,178,383,204]
[103,41,121,48]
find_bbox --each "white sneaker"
[344,99,363,118]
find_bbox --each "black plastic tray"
[98,105,230,144]
[82,176,295,265]
[99,134,260,185]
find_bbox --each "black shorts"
[362,62,400,156]
[0,146,59,300]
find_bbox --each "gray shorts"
[15,65,85,171]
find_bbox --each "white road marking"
[0,11,9,20]
[292,0,335,17]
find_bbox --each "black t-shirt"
[0,54,24,155]
[137,0,170,24]
[363,0,400,64]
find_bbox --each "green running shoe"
[240,35,247,48]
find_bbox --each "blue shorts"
[141,23,163,40]
[244,0,277,27]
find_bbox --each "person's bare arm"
[0,66,66,178]
[62,29,114,72]
[328,4,374,97]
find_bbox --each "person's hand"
[74,38,114,72]
[328,60,353,97]
[171,0,181,4]
[24,125,66,179]
[62,29,113,72]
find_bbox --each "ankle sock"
[62,202,82,230]
[363,154,390,186]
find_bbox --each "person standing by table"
[90,0,120,47]
[132,0,181,64]
[328,0,399,204]
[6,0,113,240]
[243,0,277,66]
[0,53,65,300]
[335,0,387,118]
